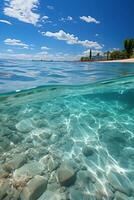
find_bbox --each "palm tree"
[124,39,134,58]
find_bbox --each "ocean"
[0,60,134,200]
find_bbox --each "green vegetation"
[110,50,127,60]
[131,52,134,58]
[80,39,134,61]
[109,39,134,60]
[104,51,110,60]
[81,57,91,61]
[124,39,134,58]
[80,49,92,61]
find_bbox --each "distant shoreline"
[99,58,134,63]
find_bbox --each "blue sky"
[0,0,133,60]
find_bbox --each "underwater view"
[0,60,134,200]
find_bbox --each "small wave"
[0,60,134,94]
[0,75,134,101]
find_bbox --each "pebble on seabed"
[20,175,47,200]
[57,163,76,186]
[1,88,134,200]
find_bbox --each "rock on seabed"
[13,161,44,179]
[82,145,95,157]
[57,163,76,186]
[16,119,34,133]
[0,178,10,199]
[108,171,133,196]
[38,190,67,200]
[3,154,27,172]
[21,175,47,200]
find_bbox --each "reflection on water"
[0,59,134,93]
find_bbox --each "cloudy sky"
[0,0,133,60]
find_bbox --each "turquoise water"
[0,60,134,199]
[0,59,134,93]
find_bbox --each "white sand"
[99,58,134,63]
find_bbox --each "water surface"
[0,59,134,93]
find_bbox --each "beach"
[100,58,134,63]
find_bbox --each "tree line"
[80,38,134,61]
[108,39,134,60]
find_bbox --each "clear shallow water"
[0,60,134,200]
[0,59,134,93]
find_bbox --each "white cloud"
[0,19,12,25]
[47,5,54,10]
[43,30,78,45]
[67,16,73,21]
[42,30,102,49]
[7,49,13,52]
[41,46,50,50]
[78,40,102,49]
[42,15,49,20]
[80,16,100,24]
[0,52,32,60]
[40,15,52,24]
[113,48,120,51]
[4,0,40,25]
[0,51,81,61]
[37,51,48,55]
[60,17,65,22]
[59,16,73,22]
[2,49,103,61]
[4,38,29,49]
